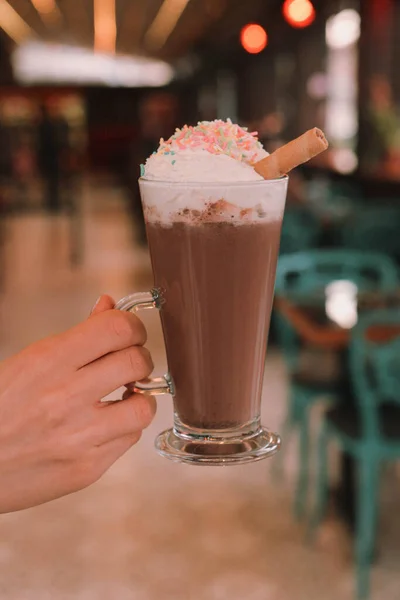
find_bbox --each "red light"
[240,24,268,54]
[283,0,315,29]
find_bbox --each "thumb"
[90,294,115,316]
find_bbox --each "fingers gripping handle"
[115,289,174,396]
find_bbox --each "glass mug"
[115,177,288,466]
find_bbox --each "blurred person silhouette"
[13,129,35,206]
[37,103,69,212]
[0,295,157,513]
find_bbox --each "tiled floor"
[0,179,399,599]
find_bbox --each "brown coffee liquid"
[146,219,282,430]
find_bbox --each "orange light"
[240,24,268,54]
[283,0,315,29]
[94,0,116,53]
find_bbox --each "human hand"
[0,295,156,513]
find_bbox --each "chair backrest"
[274,250,398,370]
[350,309,400,439]
[275,249,398,295]
[340,207,400,260]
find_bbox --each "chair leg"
[355,458,380,600]
[272,415,293,482]
[272,385,303,482]
[308,419,329,540]
[294,404,311,520]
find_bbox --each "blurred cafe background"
[1,0,400,599]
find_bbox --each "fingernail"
[90,296,101,315]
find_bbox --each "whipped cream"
[144,149,265,182]
[143,119,268,183]
[139,119,286,226]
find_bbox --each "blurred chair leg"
[308,419,329,540]
[272,385,305,482]
[294,403,311,520]
[355,458,379,600]
[68,185,84,268]
[272,414,293,482]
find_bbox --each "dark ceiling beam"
[56,0,92,47]
[0,30,15,83]
[117,0,148,55]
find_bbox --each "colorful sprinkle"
[152,119,263,166]
[172,160,176,165]
[140,164,145,176]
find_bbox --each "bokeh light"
[283,0,315,29]
[325,280,358,329]
[326,9,360,49]
[306,72,327,99]
[240,24,268,54]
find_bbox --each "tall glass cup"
[115,177,288,465]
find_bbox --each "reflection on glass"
[325,280,358,329]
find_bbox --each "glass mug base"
[155,425,281,466]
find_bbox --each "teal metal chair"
[276,250,398,296]
[269,207,320,346]
[310,309,400,599]
[274,250,399,519]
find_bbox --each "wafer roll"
[254,128,328,179]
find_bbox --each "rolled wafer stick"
[254,127,328,179]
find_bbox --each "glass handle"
[114,289,174,396]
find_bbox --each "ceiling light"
[0,0,34,43]
[283,0,315,29]
[12,41,175,87]
[94,0,116,54]
[240,24,268,54]
[30,0,61,24]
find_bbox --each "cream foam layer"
[144,149,268,183]
[139,179,288,226]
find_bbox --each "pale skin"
[0,295,156,514]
